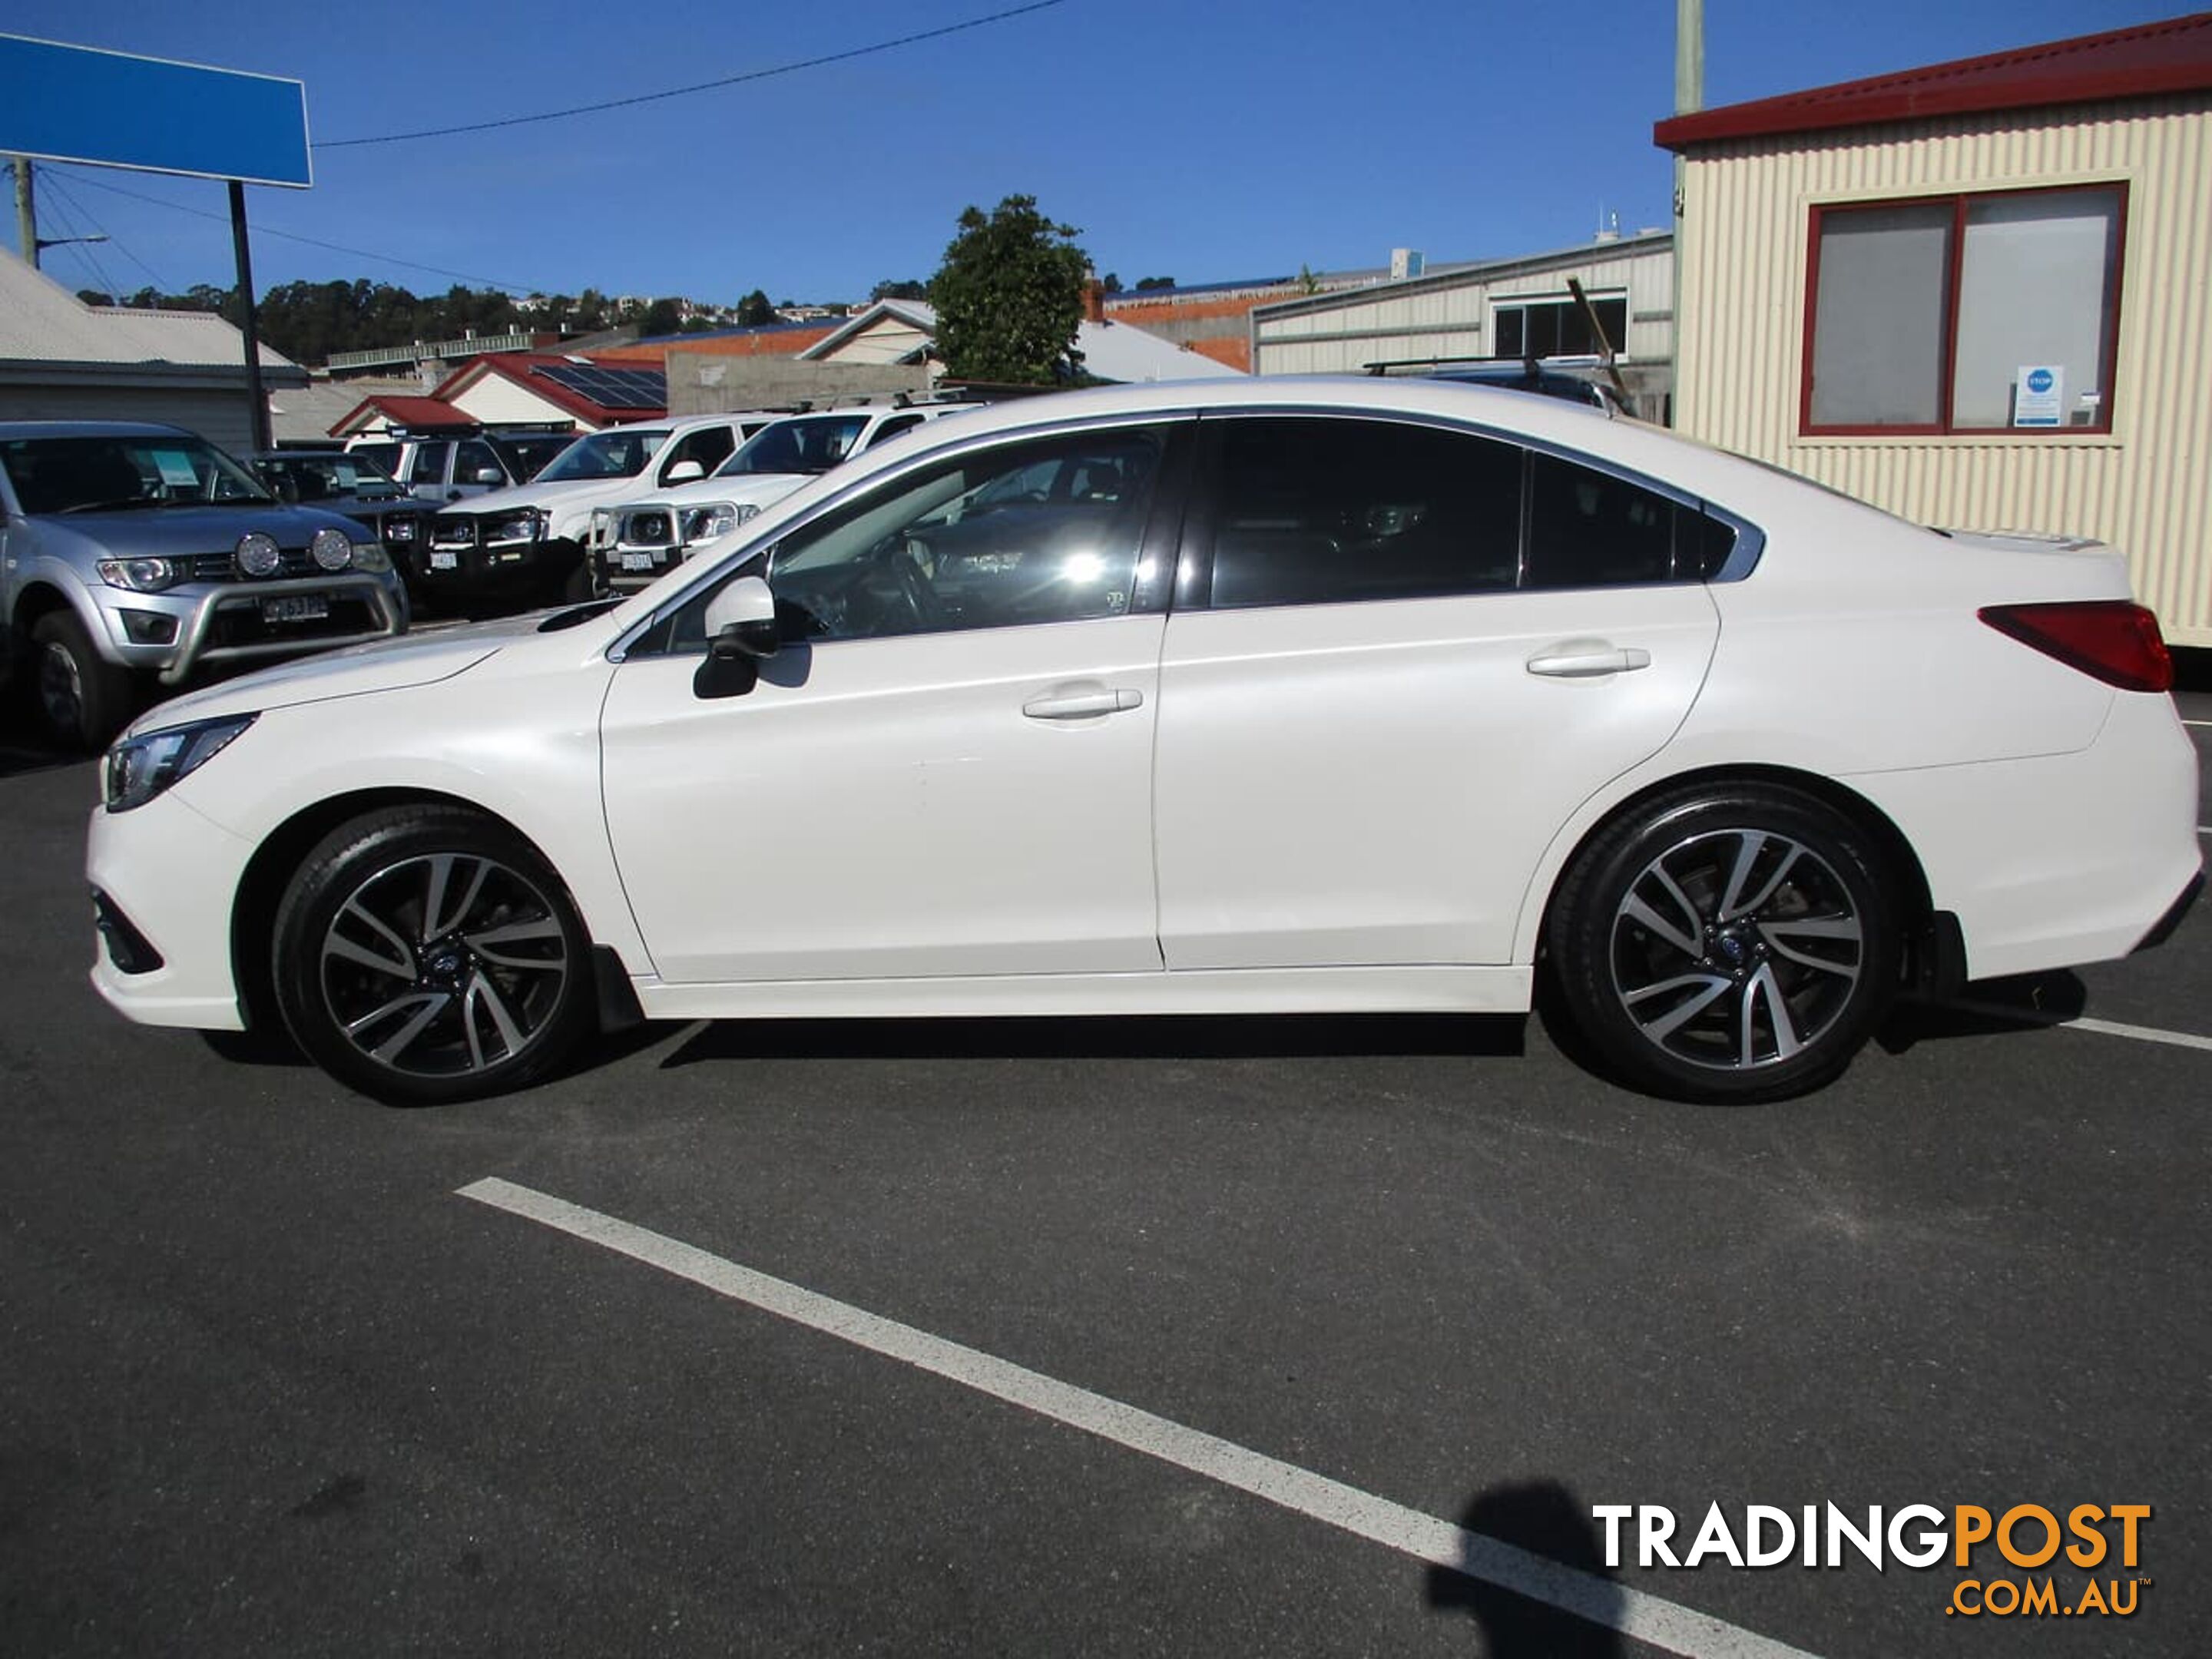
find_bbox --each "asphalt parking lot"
[2,677,2206,1658]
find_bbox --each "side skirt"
[633,964,1535,1022]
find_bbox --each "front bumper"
[421,520,581,593]
[139,572,407,685]
[86,789,255,1031]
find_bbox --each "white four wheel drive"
[81,378,2202,1108]
[587,402,980,592]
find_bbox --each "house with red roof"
[1657,8,2212,647]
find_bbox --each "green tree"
[927,194,1088,385]
[1134,274,1175,291]
[870,277,929,302]
[636,297,684,336]
[736,289,776,327]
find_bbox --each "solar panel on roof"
[538,364,667,407]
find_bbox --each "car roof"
[0,420,198,441]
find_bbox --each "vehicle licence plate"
[621,552,655,571]
[261,594,330,624]
[430,551,458,570]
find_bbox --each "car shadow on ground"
[1877,969,2091,1053]
[1425,1478,1624,1656]
[661,1011,1530,1068]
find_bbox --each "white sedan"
[85,378,2202,1105]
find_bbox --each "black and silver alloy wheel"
[1547,784,1901,1102]
[273,806,594,1104]
[320,852,570,1078]
[1610,829,1863,1071]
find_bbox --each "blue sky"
[5,0,2192,306]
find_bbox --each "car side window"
[1201,417,1521,608]
[1525,453,1694,588]
[456,439,502,483]
[639,426,1173,656]
[660,426,736,482]
[865,413,924,448]
[406,442,450,487]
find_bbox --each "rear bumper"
[2134,869,2204,955]
[1847,691,2202,981]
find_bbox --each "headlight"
[104,714,257,813]
[682,501,760,544]
[236,532,281,578]
[310,528,355,571]
[485,511,541,545]
[95,557,179,593]
[351,541,392,572]
[382,515,418,542]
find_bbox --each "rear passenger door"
[1152,413,1724,970]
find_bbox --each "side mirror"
[665,459,706,484]
[694,575,779,700]
[473,467,504,485]
[704,574,780,659]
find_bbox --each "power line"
[41,171,171,294]
[315,0,1068,147]
[53,167,545,293]
[33,184,121,300]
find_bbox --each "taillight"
[1978,601,2173,693]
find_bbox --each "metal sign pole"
[227,179,271,453]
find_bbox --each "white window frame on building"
[1800,182,2126,436]
[1491,290,1629,360]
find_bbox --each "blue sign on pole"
[0,34,310,188]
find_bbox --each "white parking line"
[1954,1002,2212,1055]
[459,1176,1819,1659]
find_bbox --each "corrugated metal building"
[1249,233,1676,417]
[1658,11,2212,645]
[0,253,306,455]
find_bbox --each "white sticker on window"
[2014,366,2065,428]
[151,449,200,486]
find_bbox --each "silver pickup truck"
[1,421,410,750]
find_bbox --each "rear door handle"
[1022,687,1145,720]
[1525,646,1652,678]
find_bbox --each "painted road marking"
[459,1176,1820,1659]
[1954,1002,2212,1055]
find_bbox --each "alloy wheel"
[1608,827,1865,1071]
[318,851,571,1079]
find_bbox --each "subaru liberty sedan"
[84,379,2201,1106]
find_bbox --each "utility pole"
[228,180,272,453]
[1671,0,1704,428]
[12,154,35,270]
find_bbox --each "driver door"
[599,419,1190,986]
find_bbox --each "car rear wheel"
[1545,783,1902,1102]
[30,610,136,751]
[271,806,594,1104]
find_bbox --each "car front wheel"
[1545,783,1902,1102]
[30,610,137,751]
[271,806,594,1104]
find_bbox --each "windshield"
[535,428,670,482]
[0,432,273,514]
[256,452,405,502]
[715,414,870,478]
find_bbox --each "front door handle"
[1022,687,1144,720]
[1525,646,1653,678]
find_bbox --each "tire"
[1543,783,1902,1103]
[30,610,137,751]
[270,806,594,1105]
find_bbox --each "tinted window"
[659,425,736,482]
[349,442,400,476]
[1525,454,1696,588]
[644,426,1170,654]
[456,439,503,483]
[866,413,925,448]
[406,442,449,487]
[1204,418,1520,608]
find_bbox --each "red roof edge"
[1656,10,2212,150]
